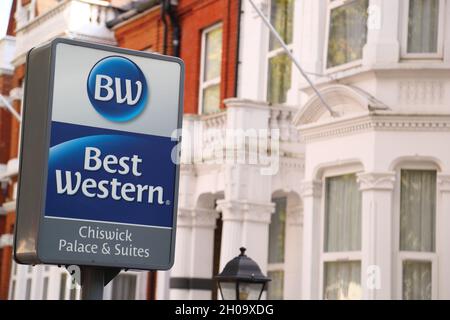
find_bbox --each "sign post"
[14,38,184,299]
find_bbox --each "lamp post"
[215,247,271,300]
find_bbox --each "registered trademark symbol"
[166,200,171,205]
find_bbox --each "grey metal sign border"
[14,38,184,271]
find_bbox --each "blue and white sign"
[14,39,184,270]
[87,56,148,122]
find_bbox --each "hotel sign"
[14,38,184,270]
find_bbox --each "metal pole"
[81,267,105,300]
[247,0,337,117]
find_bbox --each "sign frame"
[14,38,184,271]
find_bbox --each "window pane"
[407,0,439,53]
[267,270,284,300]
[324,261,361,300]
[202,84,221,114]
[267,53,292,104]
[327,0,369,68]
[204,27,223,81]
[111,274,137,300]
[325,174,362,252]
[269,197,286,263]
[403,260,432,300]
[269,0,294,50]
[400,170,436,252]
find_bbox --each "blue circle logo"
[87,56,148,122]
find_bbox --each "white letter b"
[94,75,114,101]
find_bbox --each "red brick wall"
[9,64,25,160]
[7,0,17,36]
[115,6,169,53]
[0,75,13,164]
[113,0,240,114]
[0,211,15,300]
[178,0,240,114]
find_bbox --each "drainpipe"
[234,0,242,97]
[161,0,169,55]
[164,0,181,57]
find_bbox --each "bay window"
[399,169,436,300]
[403,0,445,58]
[326,0,369,70]
[322,174,362,300]
[199,24,223,115]
[267,197,287,299]
[266,0,293,104]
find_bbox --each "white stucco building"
[165,0,450,300]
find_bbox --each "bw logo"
[87,56,148,122]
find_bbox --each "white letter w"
[56,170,82,195]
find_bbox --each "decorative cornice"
[298,113,450,143]
[437,174,450,193]
[300,180,322,198]
[192,208,219,228]
[287,205,303,226]
[216,200,275,224]
[357,172,396,191]
[177,207,219,228]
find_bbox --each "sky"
[0,0,13,38]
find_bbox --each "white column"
[363,0,400,66]
[238,0,270,100]
[300,180,322,300]
[189,208,219,299]
[284,204,303,299]
[357,172,395,300]
[216,200,274,273]
[437,174,450,299]
[170,208,193,300]
[170,207,218,300]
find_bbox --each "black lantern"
[215,247,271,300]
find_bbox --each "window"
[399,169,436,300]
[322,174,362,300]
[403,0,444,58]
[266,0,293,104]
[267,197,287,299]
[326,0,369,69]
[199,24,223,115]
[111,274,137,300]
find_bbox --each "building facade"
[0,0,449,300]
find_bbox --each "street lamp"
[215,247,271,300]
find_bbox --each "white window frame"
[198,23,223,115]
[393,164,439,300]
[400,0,446,60]
[264,0,294,105]
[324,0,368,74]
[319,167,363,300]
